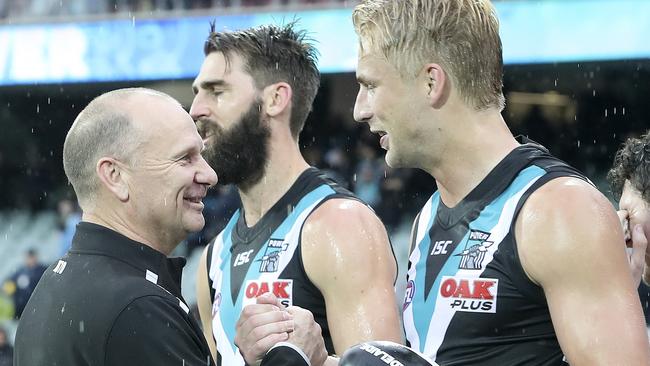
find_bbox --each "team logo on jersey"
[438,276,498,313]
[455,230,493,270]
[243,280,293,308]
[257,239,289,273]
[403,280,415,311]
[430,240,452,256]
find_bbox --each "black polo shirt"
[14,222,214,366]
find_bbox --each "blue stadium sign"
[0,1,648,85]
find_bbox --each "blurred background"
[0,0,649,355]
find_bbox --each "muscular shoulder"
[301,198,394,287]
[516,176,622,284]
[302,198,387,253]
[304,197,377,224]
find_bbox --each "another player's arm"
[516,177,650,365]
[196,245,217,360]
[301,198,403,354]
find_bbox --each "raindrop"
[47,97,51,105]
[605,109,608,117]
[623,107,626,115]
[31,128,34,134]
[353,174,357,182]
[79,321,85,333]
[614,107,617,115]
[592,90,596,97]
[275,62,279,70]
[61,303,66,314]
[36,104,40,114]
[577,140,581,148]
[554,79,557,87]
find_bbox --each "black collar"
[70,222,187,299]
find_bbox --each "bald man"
[14,88,218,366]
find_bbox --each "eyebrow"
[192,79,228,94]
[356,74,372,86]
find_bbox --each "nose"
[196,155,218,187]
[189,94,209,122]
[353,86,372,123]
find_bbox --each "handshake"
[234,292,437,366]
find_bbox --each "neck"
[426,109,519,207]
[82,209,176,256]
[238,133,309,227]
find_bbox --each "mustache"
[196,118,220,139]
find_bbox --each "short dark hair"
[607,130,650,202]
[204,21,320,138]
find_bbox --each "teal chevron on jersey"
[403,143,580,365]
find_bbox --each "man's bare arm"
[516,177,650,365]
[302,199,403,353]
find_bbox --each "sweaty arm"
[516,177,650,365]
[196,245,217,360]
[301,199,403,354]
[105,296,214,366]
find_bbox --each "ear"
[423,63,448,108]
[263,82,292,118]
[96,157,129,202]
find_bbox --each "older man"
[14,88,218,365]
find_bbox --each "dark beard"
[202,100,270,190]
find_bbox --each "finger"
[236,303,283,328]
[235,320,294,350]
[237,309,294,336]
[286,306,315,323]
[256,292,285,308]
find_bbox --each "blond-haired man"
[351,0,649,365]
[232,2,650,365]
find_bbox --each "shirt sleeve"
[105,295,214,366]
[260,342,310,366]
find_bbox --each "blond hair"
[353,0,505,111]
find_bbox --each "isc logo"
[430,240,452,256]
[234,249,254,267]
[438,276,498,313]
[243,280,293,308]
